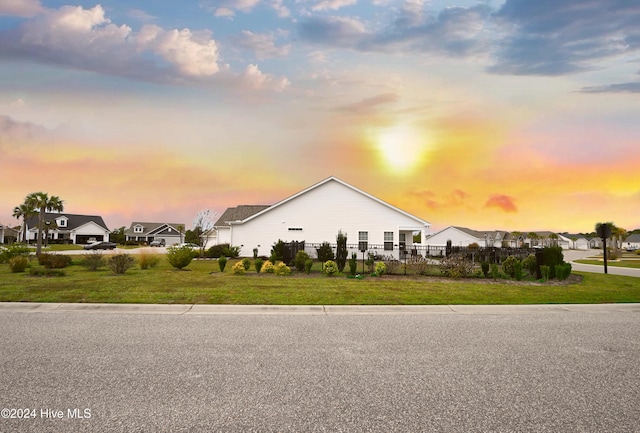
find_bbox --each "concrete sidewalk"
[1,302,639,315]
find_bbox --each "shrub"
[232,261,246,275]
[348,252,358,276]
[107,254,136,274]
[138,250,161,270]
[225,245,241,258]
[207,243,240,258]
[270,240,285,263]
[254,258,264,274]
[540,265,550,282]
[522,254,537,277]
[82,252,105,271]
[502,256,520,278]
[324,260,338,276]
[241,258,251,271]
[481,262,490,277]
[166,246,194,270]
[9,256,29,273]
[366,253,376,273]
[406,256,431,276]
[383,256,402,275]
[218,256,227,272]
[0,244,31,264]
[304,259,313,274]
[262,260,275,273]
[491,263,500,279]
[316,242,334,265]
[275,262,291,276]
[295,250,310,273]
[30,266,65,277]
[439,253,475,278]
[543,246,564,279]
[336,231,348,273]
[556,263,572,280]
[514,261,523,281]
[38,253,72,269]
[374,261,386,276]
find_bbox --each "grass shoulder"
[0,255,638,305]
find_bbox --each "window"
[358,231,368,251]
[384,232,394,251]
[56,217,67,228]
[399,233,406,251]
[134,225,144,233]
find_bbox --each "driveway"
[565,249,640,277]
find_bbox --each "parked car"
[83,241,117,250]
[150,239,166,247]
[177,243,200,250]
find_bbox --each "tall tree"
[12,202,37,243]
[25,192,64,255]
[336,231,348,273]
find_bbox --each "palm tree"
[511,231,523,248]
[527,232,538,248]
[25,192,64,255]
[12,202,37,243]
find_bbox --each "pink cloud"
[485,194,517,213]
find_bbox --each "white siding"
[228,179,427,257]
[425,227,483,247]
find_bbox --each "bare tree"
[192,210,217,256]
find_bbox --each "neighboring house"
[424,226,517,248]
[522,231,571,249]
[560,233,591,250]
[125,222,184,246]
[0,224,19,244]
[24,213,110,244]
[214,176,431,259]
[623,233,640,250]
[426,227,573,249]
[589,237,603,249]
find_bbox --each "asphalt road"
[1,305,639,432]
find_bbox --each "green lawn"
[1,257,638,305]
[575,259,640,269]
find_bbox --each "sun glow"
[375,124,429,173]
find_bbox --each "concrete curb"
[1,302,639,315]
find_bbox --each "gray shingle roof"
[26,212,109,231]
[625,233,640,243]
[214,205,271,227]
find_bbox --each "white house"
[125,222,184,246]
[426,227,574,250]
[0,224,19,244]
[425,226,516,249]
[214,176,430,259]
[25,213,110,244]
[623,234,640,250]
[560,233,591,250]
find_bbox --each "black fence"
[293,242,536,264]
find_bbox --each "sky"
[1,0,639,235]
